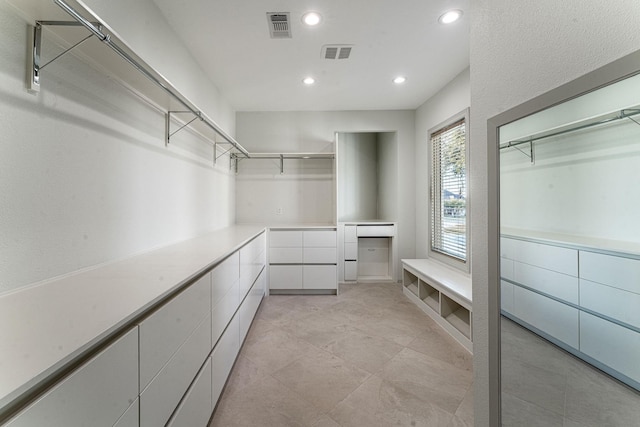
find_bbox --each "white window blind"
[431,118,467,261]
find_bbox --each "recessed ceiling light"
[302,11,322,26]
[393,76,407,84]
[439,9,463,24]
[303,77,316,85]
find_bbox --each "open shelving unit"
[402,259,473,352]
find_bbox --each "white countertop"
[0,225,265,411]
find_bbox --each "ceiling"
[151,0,470,112]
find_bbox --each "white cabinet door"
[513,286,579,349]
[580,312,640,384]
[503,238,578,276]
[212,279,240,347]
[514,261,579,304]
[580,279,640,329]
[6,328,138,427]
[579,251,640,294]
[212,315,240,406]
[344,225,357,243]
[166,358,212,427]
[269,265,303,289]
[269,247,303,264]
[304,265,337,289]
[139,273,211,391]
[269,230,303,247]
[140,315,211,427]
[303,230,336,247]
[212,252,239,308]
[303,247,337,264]
[344,261,358,281]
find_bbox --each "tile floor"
[209,282,474,427]
[501,317,640,427]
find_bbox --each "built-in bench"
[402,259,472,352]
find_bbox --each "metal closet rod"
[247,153,336,159]
[53,0,250,158]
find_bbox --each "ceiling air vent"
[322,45,353,60]
[267,12,291,38]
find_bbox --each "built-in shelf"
[402,259,472,352]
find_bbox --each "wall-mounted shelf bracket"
[214,141,237,164]
[29,20,101,92]
[165,110,202,146]
[505,139,534,163]
[623,109,640,127]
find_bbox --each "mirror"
[498,71,640,425]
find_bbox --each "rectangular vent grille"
[267,13,291,38]
[322,45,353,60]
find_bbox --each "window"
[429,110,468,265]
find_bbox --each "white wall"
[414,68,470,258]
[469,1,640,425]
[236,110,416,267]
[0,1,237,294]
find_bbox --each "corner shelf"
[402,259,472,353]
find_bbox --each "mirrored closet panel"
[499,71,640,425]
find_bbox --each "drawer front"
[500,257,514,281]
[303,230,337,247]
[303,265,337,289]
[303,247,337,264]
[357,225,394,237]
[269,247,303,264]
[580,312,640,383]
[344,242,357,261]
[344,225,357,243]
[344,260,358,281]
[502,238,578,276]
[501,280,514,314]
[6,328,138,427]
[514,261,579,304]
[139,273,211,390]
[212,279,240,347]
[513,286,579,348]
[166,358,213,427]
[212,252,239,308]
[580,279,640,329]
[140,315,211,427]
[212,315,240,405]
[113,398,139,427]
[240,271,265,342]
[269,230,303,247]
[270,265,303,289]
[579,251,640,294]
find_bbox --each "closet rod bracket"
[29,20,102,93]
[165,110,202,146]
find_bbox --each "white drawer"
[269,265,303,289]
[580,279,640,329]
[212,279,240,347]
[344,242,357,261]
[357,225,394,237]
[269,230,303,247]
[513,286,579,348]
[113,398,139,427]
[344,260,358,281]
[579,251,640,294]
[139,273,211,391]
[212,252,239,307]
[6,328,138,427]
[140,315,211,427]
[344,225,357,243]
[212,315,240,405]
[303,265,337,289]
[303,247,337,264]
[166,358,212,427]
[240,242,265,298]
[240,271,265,342]
[500,257,514,281]
[501,280,514,314]
[269,247,303,264]
[303,230,337,247]
[514,261,579,304]
[580,312,640,383]
[502,238,578,276]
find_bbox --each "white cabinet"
[113,399,139,427]
[240,234,266,298]
[579,251,640,294]
[6,328,138,427]
[211,253,239,308]
[501,237,578,276]
[139,273,211,391]
[166,358,212,427]
[513,261,579,304]
[212,279,240,347]
[344,260,358,281]
[269,228,337,292]
[580,279,640,329]
[212,315,240,405]
[240,270,266,341]
[344,225,357,243]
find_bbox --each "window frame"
[427,108,470,272]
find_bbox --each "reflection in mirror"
[498,72,640,425]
